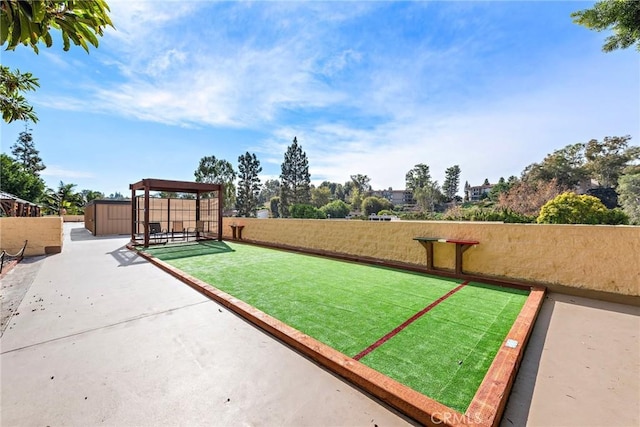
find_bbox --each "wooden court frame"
[130,241,546,427]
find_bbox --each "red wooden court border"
[131,244,545,427]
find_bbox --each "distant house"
[464,180,494,202]
[371,188,415,206]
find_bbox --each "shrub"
[289,203,326,219]
[320,200,350,218]
[377,209,396,216]
[536,192,611,224]
[361,196,393,216]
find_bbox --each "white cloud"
[41,166,95,179]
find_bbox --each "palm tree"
[44,181,81,215]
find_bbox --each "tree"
[1,0,114,53]
[258,179,280,204]
[522,143,588,189]
[311,185,331,208]
[1,1,114,123]
[537,192,626,224]
[236,152,262,217]
[0,153,45,201]
[498,179,566,216]
[279,136,311,217]
[488,177,511,202]
[269,196,280,218]
[11,125,45,174]
[584,135,639,188]
[44,181,81,215]
[361,196,393,216]
[406,164,442,211]
[617,169,640,224]
[571,0,640,52]
[80,189,104,205]
[350,174,372,195]
[320,200,350,218]
[289,203,326,219]
[194,155,236,209]
[0,66,39,123]
[107,191,125,200]
[442,165,461,202]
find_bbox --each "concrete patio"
[1,223,638,426]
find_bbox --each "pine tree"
[442,165,461,202]
[236,152,262,217]
[11,125,45,175]
[279,137,311,217]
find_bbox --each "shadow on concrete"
[108,245,147,267]
[551,292,639,316]
[500,295,554,426]
[70,228,130,242]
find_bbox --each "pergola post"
[130,187,136,243]
[144,184,150,247]
[217,185,223,240]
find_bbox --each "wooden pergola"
[0,191,41,217]
[129,178,223,247]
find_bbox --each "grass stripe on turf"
[353,281,468,361]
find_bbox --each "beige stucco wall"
[222,218,640,298]
[0,216,64,256]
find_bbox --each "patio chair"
[171,221,186,241]
[190,220,206,241]
[149,222,168,244]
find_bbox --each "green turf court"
[143,241,529,414]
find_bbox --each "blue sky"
[1,1,638,197]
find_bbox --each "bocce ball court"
[135,240,544,427]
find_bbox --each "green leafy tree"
[1,1,114,123]
[584,135,639,188]
[350,174,372,195]
[361,196,393,216]
[488,177,511,202]
[279,136,311,217]
[80,189,104,205]
[311,185,331,208]
[522,143,588,189]
[289,203,325,219]
[571,0,640,52]
[1,0,114,53]
[236,152,262,217]
[320,200,350,218]
[194,155,236,209]
[0,66,40,123]
[269,196,280,218]
[536,192,620,224]
[258,179,280,204]
[442,165,461,202]
[11,125,45,174]
[44,181,82,215]
[406,164,442,211]
[0,153,45,201]
[107,191,125,200]
[617,169,640,224]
